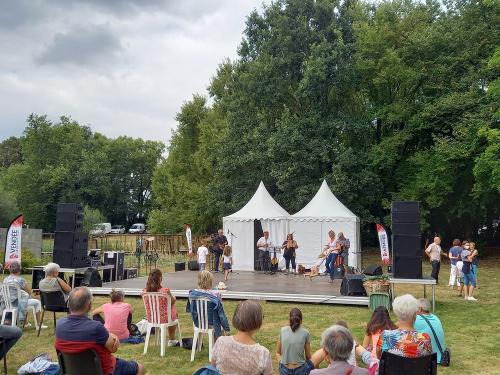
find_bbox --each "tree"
[0,136,23,168]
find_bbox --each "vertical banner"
[376,223,390,265]
[4,214,23,269]
[184,223,192,256]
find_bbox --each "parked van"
[129,223,146,234]
[90,223,112,236]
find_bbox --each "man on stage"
[212,228,228,273]
[256,231,273,272]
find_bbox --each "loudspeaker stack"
[53,203,89,268]
[391,201,422,279]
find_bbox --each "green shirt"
[280,326,310,365]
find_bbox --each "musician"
[281,234,298,274]
[256,231,273,272]
[212,228,228,273]
[324,230,337,277]
[337,232,350,265]
[324,230,342,283]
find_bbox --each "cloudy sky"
[0,0,264,143]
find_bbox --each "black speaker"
[394,256,422,279]
[54,231,88,250]
[69,275,85,288]
[53,248,89,268]
[364,264,383,276]
[103,252,125,282]
[56,213,84,232]
[392,234,422,257]
[57,203,83,214]
[81,268,103,287]
[32,269,45,290]
[391,222,420,235]
[188,260,200,271]
[332,264,345,279]
[124,267,138,279]
[174,262,185,272]
[392,201,420,221]
[340,275,367,296]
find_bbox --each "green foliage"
[0,136,23,168]
[20,249,42,273]
[82,205,107,232]
[0,184,20,227]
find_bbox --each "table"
[31,265,115,289]
[389,277,437,311]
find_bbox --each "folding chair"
[189,297,214,362]
[37,291,68,337]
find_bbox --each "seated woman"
[212,300,272,375]
[92,289,137,343]
[187,270,229,339]
[276,308,314,375]
[362,306,397,359]
[376,294,432,359]
[38,262,72,300]
[310,325,369,375]
[3,261,47,329]
[142,269,179,346]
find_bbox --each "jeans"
[284,251,296,271]
[213,250,222,272]
[113,358,139,375]
[199,263,206,271]
[279,360,314,375]
[471,264,478,287]
[325,253,334,274]
[0,324,22,359]
[431,260,441,283]
[259,251,270,272]
[329,253,339,280]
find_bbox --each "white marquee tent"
[223,182,290,271]
[289,180,361,270]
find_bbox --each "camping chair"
[189,297,214,362]
[57,349,102,375]
[37,291,68,337]
[0,338,8,374]
[379,352,437,375]
[0,283,38,328]
[142,292,183,357]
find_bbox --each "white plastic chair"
[141,292,182,357]
[0,283,38,327]
[189,297,214,362]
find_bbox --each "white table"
[31,265,115,289]
[389,277,437,311]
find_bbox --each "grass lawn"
[3,249,499,374]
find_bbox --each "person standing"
[470,242,479,289]
[281,234,299,274]
[425,236,444,283]
[222,245,233,281]
[460,244,477,301]
[197,240,209,271]
[212,229,228,273]
[337,232,350,266]
[414,298,446,364]
[257,231,273,273]
[448,239,463,288]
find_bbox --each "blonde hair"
[198,270,213,290]
[223,245,232,257]
[469,242,476,249]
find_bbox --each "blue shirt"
[414,314,446,364]
[449,246,462,265]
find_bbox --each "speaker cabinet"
[56,213,84,232]
[81,268,103,287]
[53,248,89,268]
[54,231,88,250]
[174,262,185,272]
[188,260,200,271]
[56,203,83,214]
[392,234,422,257]
[124,267,138,279]
[31,269,45,290]
[340,275,367,296]
[364,264,383,276]
[103,251,125,282]
[332,264,345,279]
[394,255,422,279]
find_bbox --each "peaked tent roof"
[292,180,358,220]
[224,181,290,220]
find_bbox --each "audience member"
[0,324,22,360]
[55,287,145,375]
[470,242,479,289]
[310,325,369,375]
[92,289,133,342]
[212,300,272,375]
[143,269,179,346]
[377,294,432,359]
[459,243,477,301]
[335,321,356,366]
[362,306,396,359]
[4,261,47,329]
[39,262,72,300]
[448,239,463,288]
[187,271,230,339]
[414,298,446,364]
[276,308,314,375]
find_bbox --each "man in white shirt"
[257,231,273,272]
[425,236,444,283]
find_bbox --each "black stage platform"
[89,270,369,306]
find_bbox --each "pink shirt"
[102,302,131,340]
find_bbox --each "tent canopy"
[226,181,290,220]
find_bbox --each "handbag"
[421,315,450,366]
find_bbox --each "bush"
[20,249,43,273]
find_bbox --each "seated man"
[0,324,22,360]
[55,287,145,375]
[414,298,446,364]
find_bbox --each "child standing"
[222,245,233,281]
[197,240,209,271]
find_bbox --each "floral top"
[142,287,177,323]
[377,329,432,358]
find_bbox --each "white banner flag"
[185,224,192,255]
[376,223,390,265]
[4,214,23,269]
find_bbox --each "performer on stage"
[257,231,273,272]
[324,230,336,277]
[337,232,351,266]
[281,234,299,274]
[212,228,228,273]
[324,230,342,283]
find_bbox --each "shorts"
[199,263,206,271]
[223,262,231,270]
[113,358,139,375]
[463,272,476,286]
[279,360,315,375]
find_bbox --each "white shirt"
[223,255,232,263]
[257,236,273,251]
[197,246,209,263]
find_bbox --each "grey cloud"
[0,0,50,29]
[36,24,122,66]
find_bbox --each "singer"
[256,231,273,272]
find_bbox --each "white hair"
[9,261,21,274]
[393,294,419,322]
[418,298,431,313]
[44,262,60,277]
[321,325,354,362]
